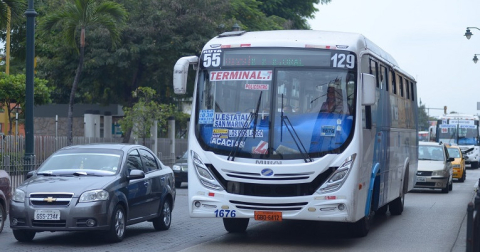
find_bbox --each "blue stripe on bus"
[365,162,380,216]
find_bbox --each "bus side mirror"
[361,73,376,105]
[173,56,199,94]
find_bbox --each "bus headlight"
[191,151,223,191]
[317,154,356,194]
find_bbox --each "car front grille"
[415,182,436,187]
[32,220,66,227]
[416,171,432,176]
[29,193,74,206]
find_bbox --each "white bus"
[436,114,480,169]
[173,30,418,237]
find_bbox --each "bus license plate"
[416,177,426,183]
[254,211,282,221]
[34,210,60,220]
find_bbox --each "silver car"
[10,144,176,242]
[415,142,454,193]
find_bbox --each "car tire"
[441,179,449,193]
[175,181,182,188]
[460,170,466,183]
[153,199,172,231]
[449,179,453,191]
[13,230,36,242]
[0,201,5,233]
[106,205,126,243]
[223,218,249,233]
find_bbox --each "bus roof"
[439,114,479,120]
[205,30,411,77]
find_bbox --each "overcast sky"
[309,0,480,118]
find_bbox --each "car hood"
[418,160,445,171]
[18,175,117,196]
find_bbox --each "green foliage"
[0,0,27,30]
[0,73,51,134]
[118,87,175,144]
[418,100,435,131]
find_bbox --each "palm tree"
[0,0,25,29]
[41,0,127,145]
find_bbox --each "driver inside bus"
[320,86,345,114]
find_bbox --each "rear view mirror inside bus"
[361,73,376,105]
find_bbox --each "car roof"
[59,143,145,152]
[419,142,444,147]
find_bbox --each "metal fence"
[1,135,188,191]
[467,178,480,252]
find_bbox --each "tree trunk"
[67,46,85,145]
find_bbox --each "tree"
[0,0,26,30]
[418,100,431,131]
[118,87,175,145]
[0,73,51,134]
[40,0,127,145]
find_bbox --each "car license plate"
[416,177,426,183]
[34,210,60,220]
[254,211,282,221]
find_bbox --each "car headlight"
[432,170,445,176]
[172,165,181,171]
[192,151,223,191]
[79,189,109,202]
[317,154,356,194]
[12,189,25,203]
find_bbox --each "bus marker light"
[208,192,215,197]
[325,196,336,200]
[308,207,316,212]
[358,183,363,190]
[221,205,229,210]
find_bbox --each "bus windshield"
[437,121,479,145]
[195,52,356,159]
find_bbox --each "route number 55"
[203,52,221,68]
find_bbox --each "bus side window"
[369,59,379,88]
[380,65,388,91]
[390,70,396,94]
[410,82,415,101]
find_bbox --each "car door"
[138,148,163,217]
[125,149,150,221]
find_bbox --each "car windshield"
[447,148,461,158]
[418,146,444,161]
[38,153,121,175]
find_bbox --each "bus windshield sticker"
[321,125,336,137]
[229,129,263,138]
[202,49,222,68]
[336,125,342,131]
[210,70,272,82]
[199,109,214,124]
[210,138,245,148]
[252,140,268,154]
[212,128,229,138]
[245,84,269,90]
[213,113,251,128]
[337,119,342,125]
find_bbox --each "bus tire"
[351,215,370,237]
[390,171,407,215]
[375,204,388,215]
[223,218,249,233]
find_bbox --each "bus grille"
[229,200,307,211]
[207,164,335,197]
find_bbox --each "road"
[0,170,478,252]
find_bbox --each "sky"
[309,0,480,118]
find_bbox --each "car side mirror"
[447,157,454,162]
[26,171,35,179]
[128,170,145,180]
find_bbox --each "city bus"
[436,114,480,169]
[173,30,418,237]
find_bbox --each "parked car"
[415,142,454,193]
[0,169,11,233]
[10,144,176,243]
[172,151,188,188]
[446,145,466,182]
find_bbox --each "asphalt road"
[0,170,478,252]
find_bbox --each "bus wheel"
[351,215,370,237]
[375,204,388,215]
[223,218,249,233]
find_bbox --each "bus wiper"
[281,114,313,163]
[252,91,263,139]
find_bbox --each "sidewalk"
[452,183,478,252]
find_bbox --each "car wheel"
[153,199,172,231]
[441,179,449,193]
[0,201,5,233]
[449,179,453,191]
[13,230,36,242]
[175,181,182,188]
[106,205,126,242]
[223,218,249,233]
[460,170,466,182]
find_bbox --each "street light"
[465,27,480,39]
[473,54,480,64]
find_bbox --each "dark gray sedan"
[10,144,176,243]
